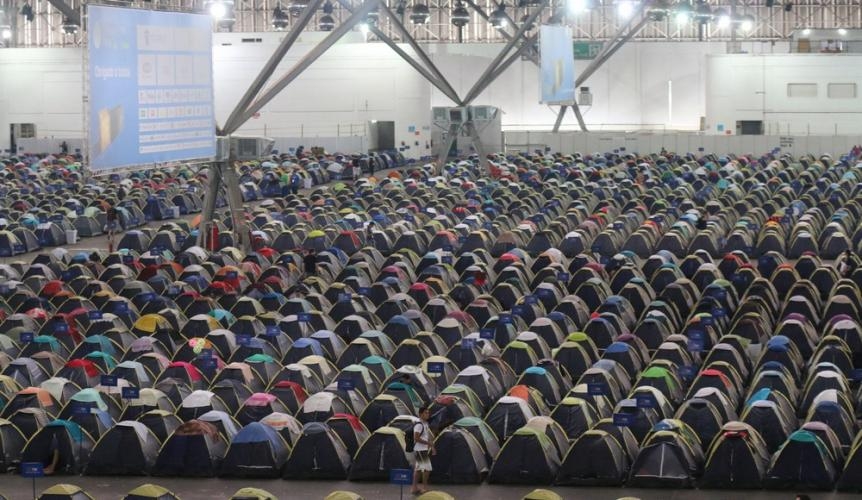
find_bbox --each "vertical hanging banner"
[539,24,575,105]
[87,6,216,171]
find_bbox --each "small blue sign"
[150,247,163,256]
[688,339,705,352]
[712,307,726,318]
[121,387,140,399]
[200,348,214,358]
[358,287,372,296]
[701,316,714,326]
[19,332,34,343]
[523,295,538,305]
[265,325,280,336]
[297,313,312,323]
[688,330,705,341]
[167,285,182,295]
[427,362,445,374]
[404,214,414,222]
[678,365,696,380]
[337,379,355,391]
[237,334,252,346]
[72,405,90,415]
[226,271,238,280]
[390,468,413,485]
[140,292,157,302]
[498,314,513,325]
[483,222,493,231]
[338,292,352,302]
[461,338,476,349]
[557,272,570,282]
[851,368,862,382]
[479,328,495,339]
[199,357,217,370]
[587,383,607,396]
[636,394,658,408]
[458,235,466,244]
[20,462,44,478]
[442,255,453,264]
[114,301,130,313]
[536,288,553,298]
[613,413,634,426]
[512,305,527,317]
[53,322,68,333]
[100,375,118,387]
[88,310,103,320]
[442,244,453,252]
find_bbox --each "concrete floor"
[1,476,860,500]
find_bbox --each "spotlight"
[395,0,406,16]
[365,8,379,25]
[410,4,430,25]
[801,28,810,35]
[271,6,289,30]
[0,27,11,40]
[739,14,754,32]
[451,2,470,27]
[288,0,308,17]
[713,8,730,27]
[61,18,78,34]
[694,1,712,23]
[617,0,634,19]
[648,0,671,21]
[358,21,369,34]
[206,0,229,19]
[568,0,588,14]
[319,14,334,30]
[838,28,847,35]
[489,3,508,28]
[674,1,692,24]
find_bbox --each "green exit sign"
[574,41,603,59]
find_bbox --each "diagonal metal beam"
[375,2,463,105]
[225,0,381,134]
[552,8,651,132]
[481,33,537,92]
[222,0,324,134]
[48,0,80,26]
[462,0,549,105]
[463,0,538,65]
[334,0,463,105]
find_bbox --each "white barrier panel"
[503,132,862,157]
[16,138,85,156]
[272,136,367,156]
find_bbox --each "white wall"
[706,53,862,135]
[0,48,84,154]
[504,130,862,157]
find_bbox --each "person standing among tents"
[840,249,858,278]
[366,221,375,247]
[411,405,435,495]
[106,204,119,253]
[289,171,302,195]
[303,249,317,278]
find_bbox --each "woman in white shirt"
[412,405,435,495]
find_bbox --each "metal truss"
[4,0,862,47]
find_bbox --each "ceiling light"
[714,8,730,28]
[801,28,810,35]
[288,0,308,17]
[568,0,588,14]
[674,1,692,24]
[410,4,430,25]
[452,2,470,27]
[272,6,289,30]
[61,18,78,34]
[319,14,335,31]
[1,27,11,40]
[838,28,847,35]
[694,1,711,22]
[206,0,230,19]
[739,14,754,32]
[358,21,369,34]
[617,0,634,18]
[489,3,508,28]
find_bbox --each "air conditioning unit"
[217,136,274,161]
[470,106,497,122]
[432,107,449,125]
[578,87,593,106]
[12,123,36,139]
[448,107,466,124]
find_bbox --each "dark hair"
[418,405,430,414]
[796,495,811,500]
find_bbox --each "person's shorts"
[106,221,119,232]
[414,450,432,472]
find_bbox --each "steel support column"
[222,0,324,134]
[334,0,463,105]
[226,0,381,133]
[462,0,549,105]
[376,2,463,105]
[552,10,651,132]
[46,0,80,26]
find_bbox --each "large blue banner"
[88,6,216,171]
[540,25,575,105]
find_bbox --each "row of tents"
[1,150,862,490]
